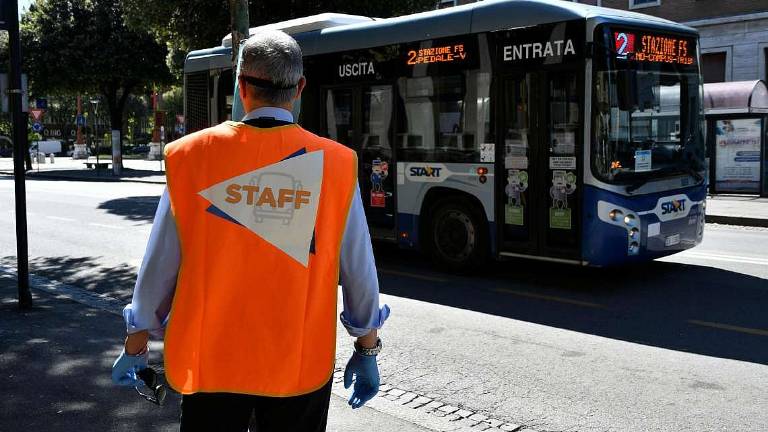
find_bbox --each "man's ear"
[237,77,248,100]
[294,76,307,100]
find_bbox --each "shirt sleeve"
[339,185,390,337]
[123,189,181,337]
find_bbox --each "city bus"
[183,0,707,269]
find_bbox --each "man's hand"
[111,349,148,386]
[343,350,380,409]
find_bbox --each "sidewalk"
[706,195,768,228]
[0,274,433,432]
[0,157,166,184]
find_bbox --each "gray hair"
[239,30,303,105]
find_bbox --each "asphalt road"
[2,176,767,432]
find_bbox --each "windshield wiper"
[625,164,704,194]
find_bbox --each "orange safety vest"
[162,121,358,396]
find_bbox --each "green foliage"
[123,0,436,79]
[21,0,173,145]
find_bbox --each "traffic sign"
[29,108,44,122]
[35,98,47,109]
[76,115,86,126]
[32,122,43,133]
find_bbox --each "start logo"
[409,166,442,178]
[652,194,693,222]
[405,163,449,183]
[661,199,686,215]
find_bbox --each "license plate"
[665,234,681,247]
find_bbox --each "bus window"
[395,72,491,163]
[325,88,355,148]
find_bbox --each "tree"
[123,0,435,78]
[22,0,172,168]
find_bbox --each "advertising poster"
[715,119,762,193]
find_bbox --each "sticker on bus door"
[549,171,576,229]
[505,169,528,226]
[370,159,389,208]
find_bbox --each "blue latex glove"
[343,351,380,409]
[111,349,148,387]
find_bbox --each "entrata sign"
[197,150,323,267]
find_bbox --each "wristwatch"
[354,338,382,356]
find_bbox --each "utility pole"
[4,0,33,308]
[229,0,250,70]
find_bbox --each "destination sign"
[407,43,467,66]
[614,31,696,65]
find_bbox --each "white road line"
[672,251,768,266]
[88,223,123,230]
[46,216,76,222]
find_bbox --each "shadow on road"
[372,242,768,365]
[1,255,137,301]
[98,196,160,222]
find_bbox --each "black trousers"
[179,378,333,432]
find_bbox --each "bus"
[183,0,707,269]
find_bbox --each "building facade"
[437,0,768,83]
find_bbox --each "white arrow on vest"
[198,150,324,267]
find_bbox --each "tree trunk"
[104,84,133,171]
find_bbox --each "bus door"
[498,70,582,260]
[323,85,397,240]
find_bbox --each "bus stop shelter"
[704,80,768,196]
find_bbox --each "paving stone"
[385,394,400,401]
[473,423,491,430]
[432,410,447,417]
[388,388,406,397]
[438,405,459,414]
[485,429,504,432]
[456,409,474,418]
[379,384,392,392]
[500,424,522,432]
[424,401,444,410]
[456,418,480,428]
[444,414,461,421]
[413,396,432,405]
[404,400,428,409]
[485,419,504,428]
[398,392,418,403]
[469,413,488,422]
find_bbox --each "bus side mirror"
[616,69,637,111]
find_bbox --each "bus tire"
[425,198,488,273]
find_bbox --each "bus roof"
[185,0,696,72]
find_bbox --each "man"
[111,29,389,432]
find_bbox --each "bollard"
[49,153,54,164]
[37,152,46,164]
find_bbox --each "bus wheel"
[426,199,487,272]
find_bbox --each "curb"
[707,215,768,228]
[0,170,166,185]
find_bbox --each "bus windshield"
[591,26,706,188]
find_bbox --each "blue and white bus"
[183,0,707,269]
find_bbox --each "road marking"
[675,251,768,266]
[88,223,123,230]
[46,216,76,222]
[493,287,606,309]
[378,269,449,283]
[688,320,768,337]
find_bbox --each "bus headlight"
[624,214,636,226]
[609,209,623,221]
[629,228,640,240]
[628,242,640,255]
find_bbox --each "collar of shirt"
[242,107,294,123]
